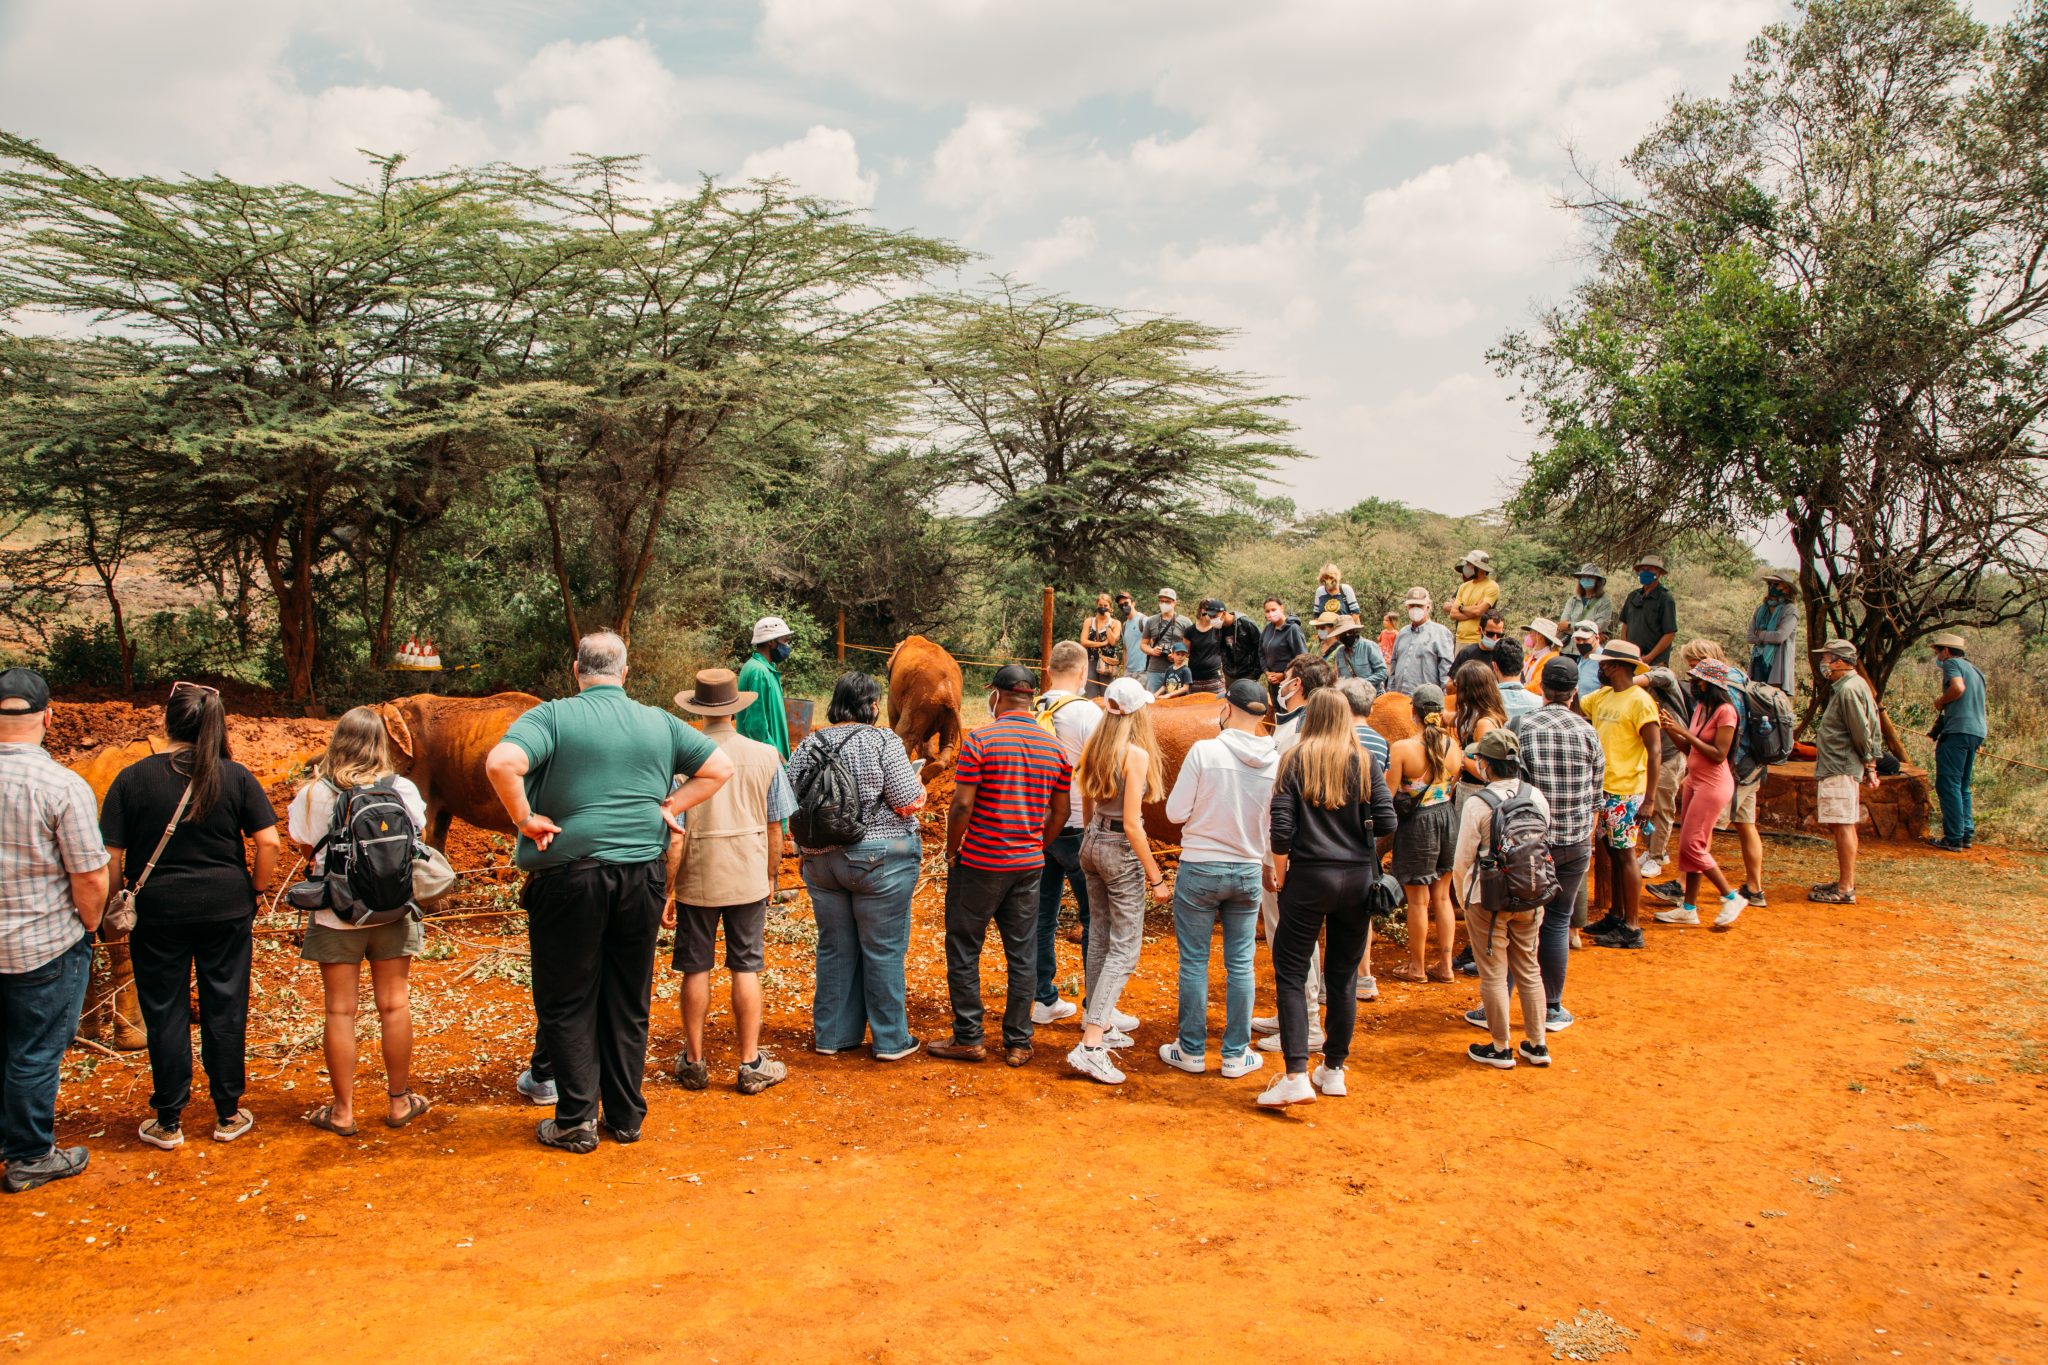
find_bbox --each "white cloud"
[928,106,1041,211]
[495,36,687,164]
[738,125,878,207]
[1344,154,1579,338]
[1012,216,1097,280]
[1322,371,1536,512]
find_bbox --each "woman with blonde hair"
[286,707,432,1135]
[1385,684,1462,982]
[1257,690,1397,1106]
[1066,677,1171,1085]
[1314,563,1361,620]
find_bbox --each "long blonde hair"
[320,706,397,789]
[1412,696,1461,787]
[1079,706,1167,806]
[1278,690,1362,810]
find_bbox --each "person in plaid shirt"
[1508,658,1603,1032]
[0,668,110,1193]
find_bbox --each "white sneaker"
[1249,1014,1280,1036]
[1221,1050,1264,1079]
[1712,893,1747,931]
[1031,999,1078,1024]
[1638,856,1663,879]
[1312,1064,1347,1097]
[1256,1030,1325,1052]
[1102,1027,1135,1049]
[1256,1072,1316,1108]
[1356,976,1379,1002]
[1158,1042,1205,1074]
[1653,905,1699,925]
[1109,1007,1140,1031]
[1067,1043,1126,1085]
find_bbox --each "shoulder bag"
[103,780,193,936]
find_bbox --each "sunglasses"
[1482,631,1505,640]
[169,680,220,700]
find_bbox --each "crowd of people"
[0,549,1988,1190]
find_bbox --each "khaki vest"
[675,728,782,907]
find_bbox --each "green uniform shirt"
[735,652,790,759]
[502,684,717,871]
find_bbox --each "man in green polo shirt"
[485,631,731,1154]
[736,615,794,759]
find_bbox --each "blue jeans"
[1172,862,1262,1060]
[805,837,921,1055]
[1035,828,1090,1006]
[1934,733,1981,844]
[0,935,91,1163]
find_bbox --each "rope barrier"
[839,639,1049,669]
[1901,727,2048,779]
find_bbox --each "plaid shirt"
[0,743,108,973]
[784,723,925,851]
[1508,705,1602,847]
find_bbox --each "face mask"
[1579,577,1597,592]
[1118,602,1133,618]
[1479,637,1498,651]
[1577,642,1595,656]
[769,641,793,664]
[1279,679,1301,710]
[1408,607,1427,623]
[1638,571,1658,587]
[1266,610,1283,625]
[1524,634,1542,653]
[1459,566,1474,581]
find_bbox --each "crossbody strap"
[131,781,195,895]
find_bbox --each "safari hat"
[1403,586,1433,608]
[1526,616,1561,648]
[1594,640,1651,675]
[1930,632,1967,654]
[750,615,793,646]
[1635,553,1667,574]
[675,668,757,717]
[1572,562,1607,582]
[1325,614,1365,640]
[1818,638,1859,664]
[1458,549,1493,574]
[1103,677,1155,715]
[1760,567,1798,592]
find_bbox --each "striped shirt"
[0,743,108,973]
[954,711,1072,872]
[1508,704,1603,847]
[1352,723,1391,775]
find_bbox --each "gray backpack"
[1475,784,1557,915]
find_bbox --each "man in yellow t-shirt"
[1449,549,1502,646]
[1578,640,1661,950]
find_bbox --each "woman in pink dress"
[1654,658,1748,931]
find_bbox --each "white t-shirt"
[1039,692,1103,830]
[287,774,428,931]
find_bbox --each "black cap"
[1199,598,1225,615]
[0,667,51,714]
[1224,678,1269,715]
[990,663,1039,694]
[1540,657,1579,693]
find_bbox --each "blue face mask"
[1638,570,1658,587]
[1579,577,1597,592]
[769,641,793,664]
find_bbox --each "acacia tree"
[918,279,1299,596]
[1493,0,2048,697]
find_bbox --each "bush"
[39,622,128,688]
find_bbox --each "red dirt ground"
[6,704,2045,1362]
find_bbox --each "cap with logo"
[1570,620,1600,640]
[1403,586,1433,608]
[1199,598,1225,615]
[1156,588,1178,603]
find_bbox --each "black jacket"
[1221,616,1263,679]
[1269,751,1397,863]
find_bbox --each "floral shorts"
[1597,792,1645,850]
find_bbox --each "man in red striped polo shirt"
[932,664,1073,1067]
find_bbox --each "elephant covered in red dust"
[374,692,541,849]
[885,636,963,784]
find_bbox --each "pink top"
[1688,702,1739,771]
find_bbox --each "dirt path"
[4,778,2043,1359]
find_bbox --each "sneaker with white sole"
[516,1069,557,1106]
[1654,905,1700,925]
[1101,1027,1135,1049]
[1638,856,1663,879]
[1356,976,1379,1002]
[1256,1030,1326,1052]
[138,1118,184,1151]
[1466,1042,1516,1069]
[874,1040,922,1062]
[1067,1043,1125,1084]
[1109,1007,1139,1031]
[1249,1014,1280,1036]
[1645,879,1685,904]
[1712,893,1747,931]
[1221,1050,1264,1079]
[1255,1072,1316,1107]
[1157,1042,1205,1074]
[737,1055,788,1095]
[1544,1006,1575,1033]
[1463,1007,1491,1030]
[212,1108,255,1143]
[1031,999,1078,1025]
[1311,1064,1347,1097]
[1517,1040,1552,1067]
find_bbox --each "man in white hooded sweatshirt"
[1158,679,1282,1078]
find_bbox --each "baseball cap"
[1540,657,1580,692]
[990,663,1040,694]
[1156,588,1178,602]
[1224,678,1269,716]
[1411,683,1445,713]
[0,667,51,714]
[1403,586,1432,608]
[751,615,793,645]
[1474,728,1521,762]
[1199,598,1225,615]
[1570,620,1599,641]
[1818,638,1858,663]
[1103,676,1155,714]
[1166,637,1188,654]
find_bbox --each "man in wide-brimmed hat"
[1556,564,1613,636]
[667,668,797,1097]
[1390,586,1455,694]
[1313,610,1387,688]
[1747,569,1799,694]
[1808,639,1883,903]
[1448,549,1501,648]
[1927,632,1986,852]
[1580,640,1661,951]
[1619,554,1678,666]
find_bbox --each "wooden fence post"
[1040,586,1055,673]
[836,609,846,664]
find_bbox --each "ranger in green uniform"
[736,615,794,760]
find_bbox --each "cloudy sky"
[0,0,2020,517]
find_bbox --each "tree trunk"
[373,527,404,663]
[262,511,320,706]
[536,480,582,652]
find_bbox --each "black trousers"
[1272,861,1372,1072]
[523,858,666,1130]
[130,916,253,1126]
[944,862,1041,1049]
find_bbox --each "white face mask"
[1408,606,1427,623]
[1279,679,1302,710]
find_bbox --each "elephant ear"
[377,702,415,762]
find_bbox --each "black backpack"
[790,727,869,849]
[306,777,421,927]
[1475,783,1557,915]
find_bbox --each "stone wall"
[1757,761,1929,842]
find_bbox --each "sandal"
[1425,962,1454,984]
[385,1090,432,1129]
[306,1104,359,1137]
[1382,962,1427,984]
[1807,885,1857,904]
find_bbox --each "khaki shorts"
[1816,774,1861,826]
[1717,774,1762,830]
[300,915,423,964]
